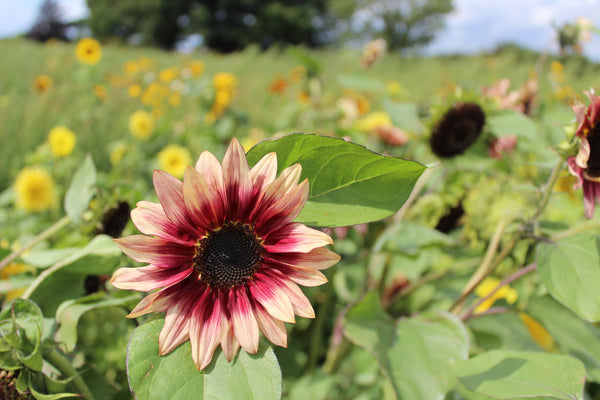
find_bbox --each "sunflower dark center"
[194,221,263,288]
[586,123,600,177]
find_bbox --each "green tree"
[26,0,69,42]
[332,0,454,50]
[86,0,195,49]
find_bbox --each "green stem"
[532,160,564,221]
[461,262,537,321]
[44,348,95,400]
[449,217,511,313]
[0,216,71,273]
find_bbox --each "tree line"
[27,0,454,52]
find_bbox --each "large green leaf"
[64,155,96,223]
[453,350,585,400]
[127,319,282,400]
[246,134,426,227]
[536,235,600,322]
[343,291,469,399]
[487,111,537,141]
[529,295,600,382]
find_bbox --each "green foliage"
[453,350,586,399]
[127,319,283,400]
[247,134,427,226]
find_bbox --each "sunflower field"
[2,33,600,400]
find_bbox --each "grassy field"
[1,37,600,190]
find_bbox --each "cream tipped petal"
[153,170,190,228]
[230,289,260,354]
[126,289,173,318]
[249,277,295,323]
[110,265,193,291]
[195,150,226,203]
[183,166,225,230]
[273,263,328,287]
[250,152,278,189]
[254,305,287,348]
[272,273,315,318]
[131,201,196,245]
[159,303,192,355]
[255,179,309,234]
[265,224,334,253]
[266,247,341,270]
[190,296,222,370]
[220,313,240,362]
[223,138,252,217]
[114,235,194,268]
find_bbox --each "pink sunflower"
[111,138,340,370]
[567,90,600,218]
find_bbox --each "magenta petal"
[114,235,194,268]
[229,287,259,353]
[110,264,193,291]
[264,223,333,253]
[190,292,222,370]
[248,276,295,323]
[183,166,225,230]
[583,181,600,219]
[153,170,199,236]
[222,138,253,220]
[131,201,197,245]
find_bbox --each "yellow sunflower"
[157,145,192,178]
[33,75,53,93]
[75,38,102,65]
[14,167,56,212]
[48,126,76,157]
[129,110,155,140]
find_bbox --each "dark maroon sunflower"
[430,102,486,158]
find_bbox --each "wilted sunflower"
[111,139,340,370]
[75,38,102,65]
[567,90,600,218]
[430,102,486,158]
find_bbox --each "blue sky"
[1,0,599,60]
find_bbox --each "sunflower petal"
[229,288,260,354]
[183,166,225,230]
[110,264,193,291]
[131,201,196,245]
[223,138,252,219]
[153,170,200,235]
[190,293,221,370]
[264,223,333,253]
[254,304,287,347]
[127,289,173,318]
[220,310,240,362]
[195,150,226,197]
[159,300,193,355]
[249,276,295,323]
[265,247,341,270]
[113,235,194,267]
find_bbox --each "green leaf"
[528,295,600,382]
[55,293,139,352]
[468,312,543,352]
[487,111,537,141]
[64,155,96,223]
[536,235,600,322]
[127,319,283,400]
[247,134,426,227]
[452,350,586,400]
[343,291,469,399]
[383,100,423,134]
[376,221,454,255]
[27,235,121,316]
[0,299,44,371]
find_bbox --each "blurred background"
[1,0,599,59]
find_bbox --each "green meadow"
[1,37,599,190]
